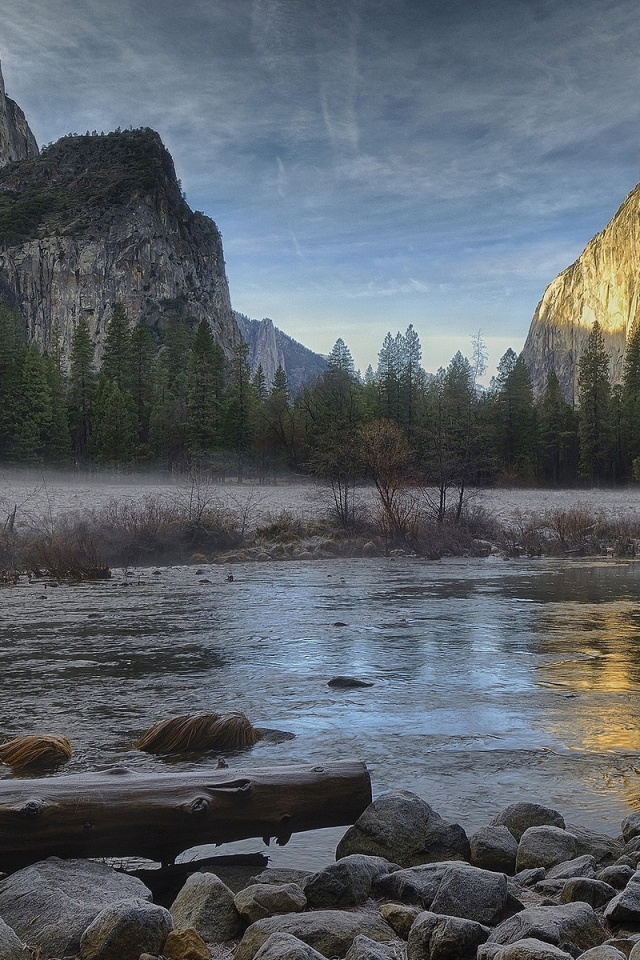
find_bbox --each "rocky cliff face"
[522,183,640,402]
[0,61,38,168]
[0,128,240,363]
[235,312,327,395]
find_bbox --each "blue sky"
[2,0,640,379]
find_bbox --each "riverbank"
[2,470,640,577]
[2,788,640,960]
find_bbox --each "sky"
[2,0,640,380]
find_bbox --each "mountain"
[0,62,38,168]
[0,125,240,364]
[234,312,327,395]
[522,183,640,402]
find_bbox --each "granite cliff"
[0,62,38,168]
[0,127,240,363]
[522,183,640,402]
[235,312,327,395]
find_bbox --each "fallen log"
[0,760,371,874]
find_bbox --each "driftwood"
[0,760,371,873]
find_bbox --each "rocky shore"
[3,790,640,960]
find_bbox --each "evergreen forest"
[1,300,638,509]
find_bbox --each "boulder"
[252,868,312,886]
[566,824,623,865]
[170,872,243,942]
[547,855,597,880]
[372,862,453,906]
[346,934,405,959]
[429,862,509,926]
[512,867,546,887]
[0,857,152,960]
[488,902,607,951]
[0,917,28,960]
[234,908,397,960]
[491,803,565,841]
[597,865,635,890]
[478,938,574,959]
[234,883,307,924]
[251,932,328,960]
[579,947,628,960]
[515,826,579,871]
[302,855,392,908]
[79,898,173,960]
[406,910,490,960]
[560,878,617,908]
[605,874,640,925]
[471,826,518,874]
[622,812,640,844]
[379,902,422,939]
[162,927,210,960]
[336,791,470,866]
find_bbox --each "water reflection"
[2,556,640,868]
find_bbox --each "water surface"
[3,555,640,869]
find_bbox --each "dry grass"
[0,734,72,770]
[135,711,261,754]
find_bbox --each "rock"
[623,813,640,845]
[234,908,397,960]
[579,946,628,960]
[336,791,470,867]
[478,938,574,960]
[630,942,640,960]
[379,902,422,939]
[488,902,607,951]
[346,934,405,959]
[79,898,173,960]
[234,883,307,923]
[605,874,640,925]
[0,857,152,960]
[162,927,210,960]
[491,803,566,841]
[547,855,597,880]
[302,855,392,908]
[0,130,239,370]
[327,676,374,688]
[0,917,28,960]
[535,880,566,896]
[597,865,635,890]
[372,862,452,906]
[252,932,328,960]
[406,910,490,960]
[429,862,509,925]
[566,824,624,865]
[0,62,38,168]
[513,867,546,887]
[521,180,640,401]
[170,872,243,942]
[560,878,617,908]
[624,837,640,855]
[252,868,312,886]
[516,826,579,871]
[471,826,518,875]
[236,314,327,399]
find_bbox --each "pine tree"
[67,317,96,459]
[44,352,72,463]
[130,321,157,449]
[224,339,255,481]
[271,365,289,397]
[538,372,578,484]
[91,378,138,465]
[377,332,402,421]
[493,353,538,481]
[399,324,423,435]
[101,303,133,391]
[12,343,52,462]
[621,321,640,476]
[252,364,267,403]
[0,302,27,456]
[185,319,226,459]
[577,320,612,483]
[149,315,194,467]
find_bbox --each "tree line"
[0,302,636,501]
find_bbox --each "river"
[2,552,640,870]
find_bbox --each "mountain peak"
[0,59,38,168]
